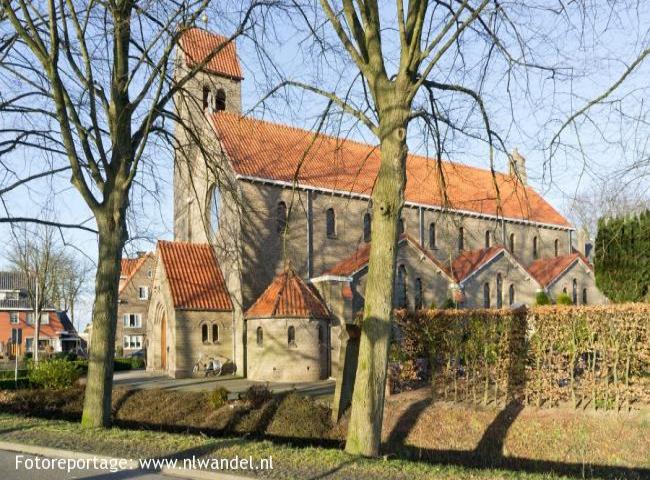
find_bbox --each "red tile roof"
[246,265,330,319]
[208,112,571,227]
[119,254,152,294]
[157,241,233,311]
[324,234,451,278]
[451,246,505,283]
[179,28,243,79]
[527,253,590,287]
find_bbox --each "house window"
[572,278,578,304]
[26,313,33,325]
[147,269,153,279]
[40,312,49,325]
[25,338,33,352]
[363,213,371,242]
[138,286,149,300]
[428,222,436,249]
[398,218,405,235]
[202,85,210,110]
[496,274,503,308]
[485,230,491,248]
[582,288,588,305]
[276,201,287,233]
[396,265,407,308]
[212,324,219,343]
[10,312,18,324]
[288,326,296,347]
[483,282,490,308]
[214,88,226,111]
[202,324,209,344]
[508,284,515,306]
[123,335,143,349]
[256,326,263,347]
[123,314,141,328]
[318,324,325,345]
[458,227,465,251]
[533,236,539,259]
[326,208,336,238]
[414,278,423,310]
[509,233,515,253]
[554,238,559,257]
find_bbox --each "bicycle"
[192,354,223,377]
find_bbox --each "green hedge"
[0,369,27,380]
[0,378,30,390]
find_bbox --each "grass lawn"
[0,413,646,480]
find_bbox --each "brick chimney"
[509,149,527,184]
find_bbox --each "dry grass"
[380,388,650,471]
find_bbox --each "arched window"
[414,278,423,310]
[496,273,503,308]
[398,218,405,235]
[201,324,209,344]
[212,324,219,343]
[533,236,539,259]
[202,85,210,110]
[554,238,559,257]
[396,265,407,308]
[582,288,588,305]
[458,227,465,251]
[485,230,491,248]
[276,201,287,233]
[508,284,515,306]
[509,233,515,253]
[256,326,263,346]
[214,88,226,111]
[562,286,568,294]
[287,326,296,347]
[483,282,490,308]
[428,222,436,249]
[326,208,336,238]
[363,213,371,242]
[572,278,578,304]
[209,186,220,234]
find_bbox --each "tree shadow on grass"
[383,309,650,480]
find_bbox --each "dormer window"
[215,89,226,111]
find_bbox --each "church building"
[140,27,606,379]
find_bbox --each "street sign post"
[11,328,22,387]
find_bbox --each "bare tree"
[6,224,57,362]
[260,1,582,456]
[0,0,270,428]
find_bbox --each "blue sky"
[1,2,649,329]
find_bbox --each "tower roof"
[179,28,243,80]
[246,265,330,320]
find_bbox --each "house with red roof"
[116,252,155,356]
[140,28,606,379]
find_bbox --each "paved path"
[113,370,335,400]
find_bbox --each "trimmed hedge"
[0,378,29,389]
[0,369,27,380]
[392,304,650,410]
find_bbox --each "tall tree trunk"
[345,97,409,457]
[81,212,125,428]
